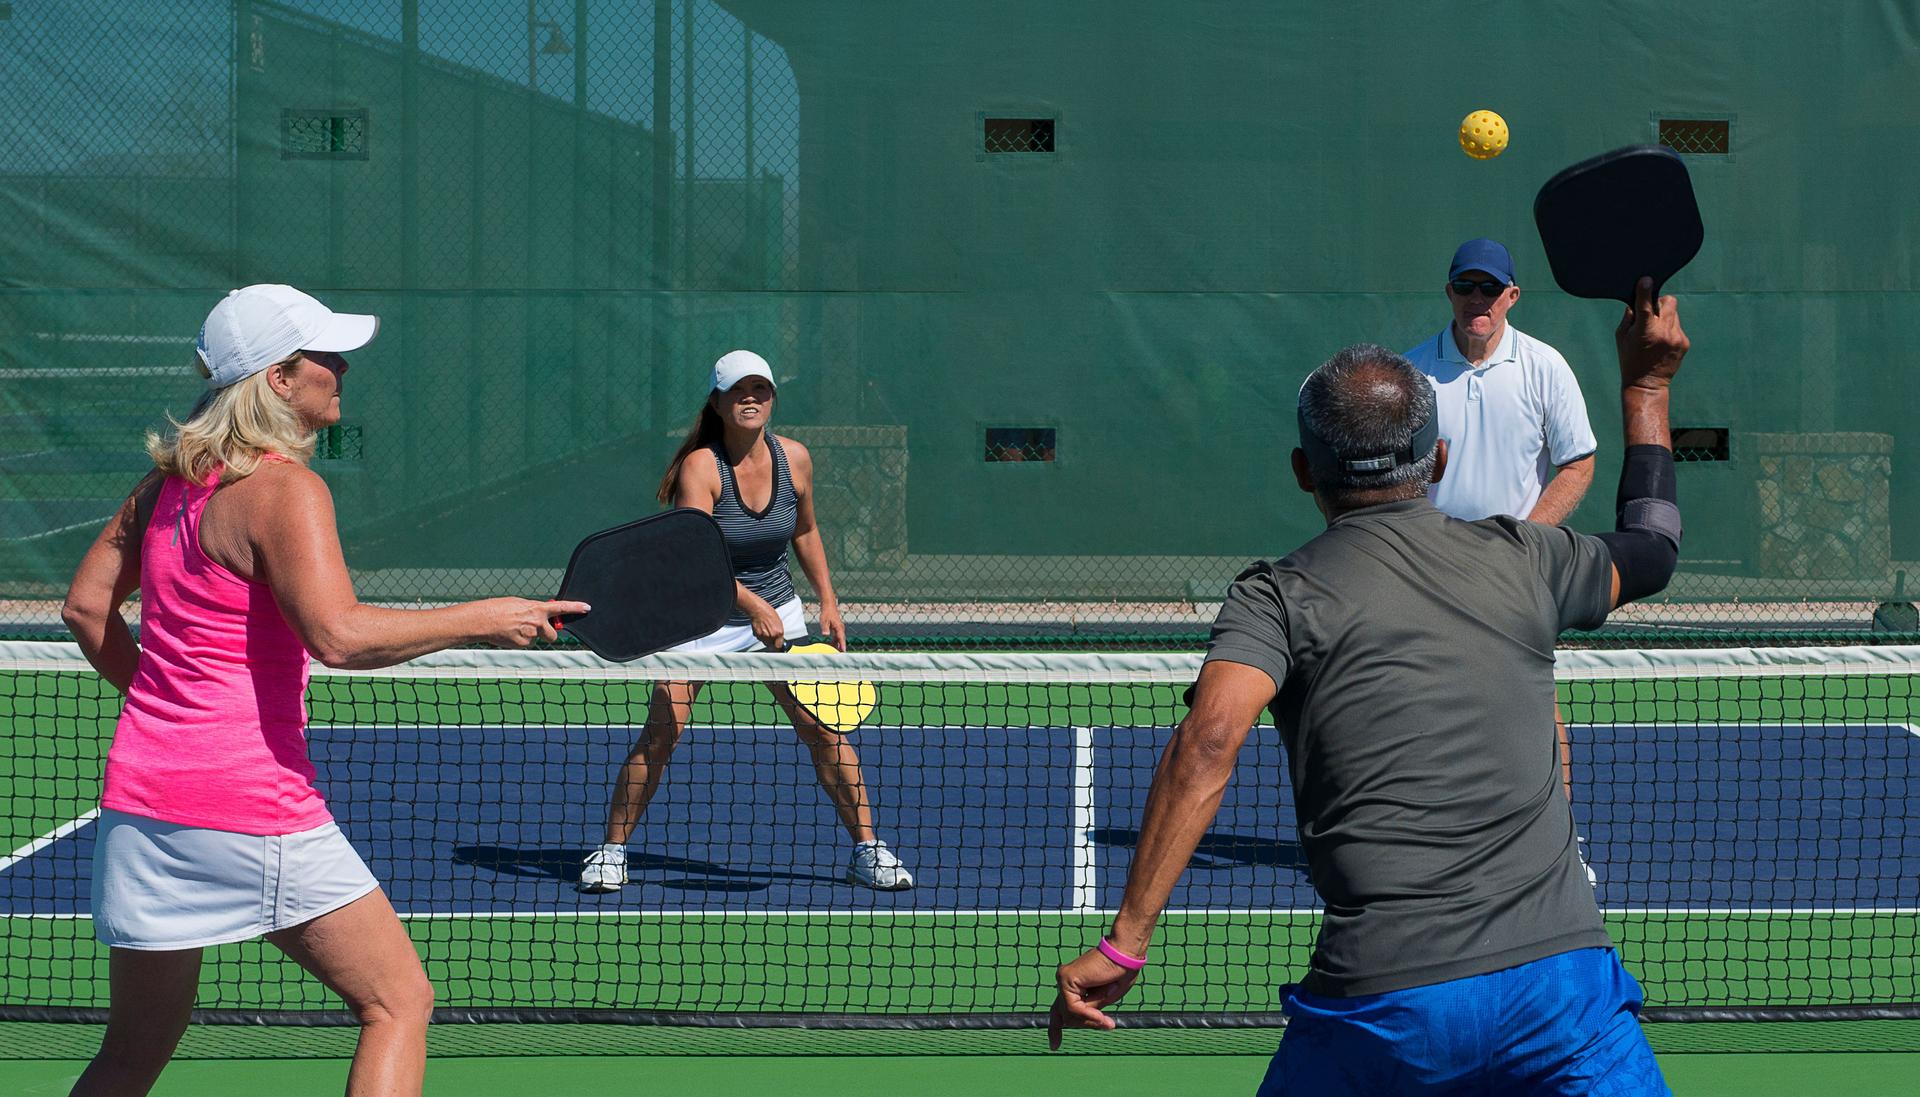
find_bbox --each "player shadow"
[451,845,844,892]
[1089,827,1308,871]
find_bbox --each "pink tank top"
[102,463,330,834]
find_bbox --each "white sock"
[599,842,625,857]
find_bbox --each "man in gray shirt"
[1049,280,1688,1095]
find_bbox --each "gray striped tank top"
[711,434,799,624]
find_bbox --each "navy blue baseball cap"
[1447,238,1516,285]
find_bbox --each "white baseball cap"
[710,349,776,393]
[196,284,380,388]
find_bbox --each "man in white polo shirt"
[1405,237,1596,524]
[1406,237,1600,888]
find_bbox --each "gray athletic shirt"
[1202,496,1614,997]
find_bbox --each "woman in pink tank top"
[60,285,587,1097]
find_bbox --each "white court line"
[312,721,1912,735]
[315,724,1104,734]
[1573,721,1920,730]
[395,906,1920,919]
[1070,725,1097,914]
[292,722,1920,746]
[0,809,100,875]
[14,906,1920,922]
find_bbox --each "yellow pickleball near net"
[787,641,877,733]
[1459,110,1509,160]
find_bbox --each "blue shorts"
[1256,948,1670,1097]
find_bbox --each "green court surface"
[8,912,1920,1019]
[0,1029,1918,1096]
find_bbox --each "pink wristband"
[1097,937,1148,971]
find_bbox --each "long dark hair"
[656,401,726,504]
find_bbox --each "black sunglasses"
[301,350,350,376]
[1449,277,1509,298]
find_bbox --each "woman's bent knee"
[396,972,436,1025]
[354,971,435,1028]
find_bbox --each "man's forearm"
[1106,720,1247,955]
[1527,456,1595,525]
[1621,386,1671,449]
[1601,284,1688,608]
[1600,383,1683,608]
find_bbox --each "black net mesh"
[4,643,1918,1041]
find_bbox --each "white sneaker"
[1577,835,1598,889]
[848,840,914,890]
[579,847,628,893]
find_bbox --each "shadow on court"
[1091,828,1307,871]
[452,845,846,891]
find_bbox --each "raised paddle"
[1534,145,1705,304]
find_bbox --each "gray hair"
[1297,343,1438,500]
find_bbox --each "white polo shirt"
[1403,323,1597,521]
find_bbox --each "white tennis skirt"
[91,809,379,950]
[668,596,807,654]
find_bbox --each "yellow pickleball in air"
[1459,110,1509,160]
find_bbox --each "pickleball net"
[2,641,1917,1032]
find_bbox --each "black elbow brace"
[1597,444,1682,604]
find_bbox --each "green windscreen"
[3,1,1917,646]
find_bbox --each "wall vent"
[1671,426,1730,462]
[1657,118,1730,156]
[985,426,1056,462]
[984,118,1055,154]
[283,109,369,160]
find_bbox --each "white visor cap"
[710,349,776,393]
[196,284,380,388]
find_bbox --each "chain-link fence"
[2,1,1917,648]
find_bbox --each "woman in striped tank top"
[61,286,587,1096]
[581,350,914,892]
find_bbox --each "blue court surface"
[5,720,1919,915]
